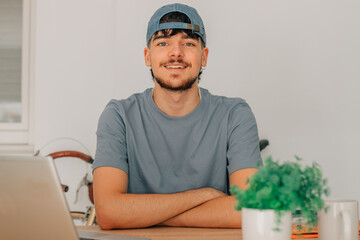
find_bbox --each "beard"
[154,74,198,92]
[152,59,199,92]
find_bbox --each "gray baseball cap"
[146,3,206,45]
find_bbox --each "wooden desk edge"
[76,225,321,240]
[77,225,243,240]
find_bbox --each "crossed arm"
[93,167,257,230]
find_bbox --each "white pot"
[242,208,292,240]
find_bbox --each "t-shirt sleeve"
[226,101,262,175]
[93,100,129,173]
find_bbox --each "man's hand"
[159,168,258,228]
[198,187,228,200]
[93,167,227,229]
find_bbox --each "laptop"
[0,155,148,240]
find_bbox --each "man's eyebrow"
[152,35,168,41]
[152,33,198,42]
[182,35,196,40]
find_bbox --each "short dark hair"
[148,11,205,81]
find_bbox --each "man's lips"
[165,65,186,69]
[162,61,189,69]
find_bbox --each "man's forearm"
[160,195,242,228]
[95,187,226,229]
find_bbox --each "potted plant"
[231,156,330,240]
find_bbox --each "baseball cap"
[146,3,206,45]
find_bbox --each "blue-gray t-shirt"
[93,88,261,194]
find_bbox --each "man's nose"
[168,43,184,58]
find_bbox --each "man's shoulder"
[202,88,249,109]
[105,88,152,111]
[201,88,255,124]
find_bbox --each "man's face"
[144,31,209,92]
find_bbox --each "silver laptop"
[0,155,148,240]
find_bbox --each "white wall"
[34,0,360,214]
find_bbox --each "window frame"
[0,0,35,154]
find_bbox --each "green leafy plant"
[231,156,330,228]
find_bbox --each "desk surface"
[77,225,318,240]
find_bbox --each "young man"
[93,3,261,229]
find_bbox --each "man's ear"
[201,47,209,67]
[144,47,151,67]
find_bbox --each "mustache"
[161,59,190,66]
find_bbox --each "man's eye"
[157,42,167,46]
[184,42,195,46]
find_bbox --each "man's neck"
[152,83,201,117]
